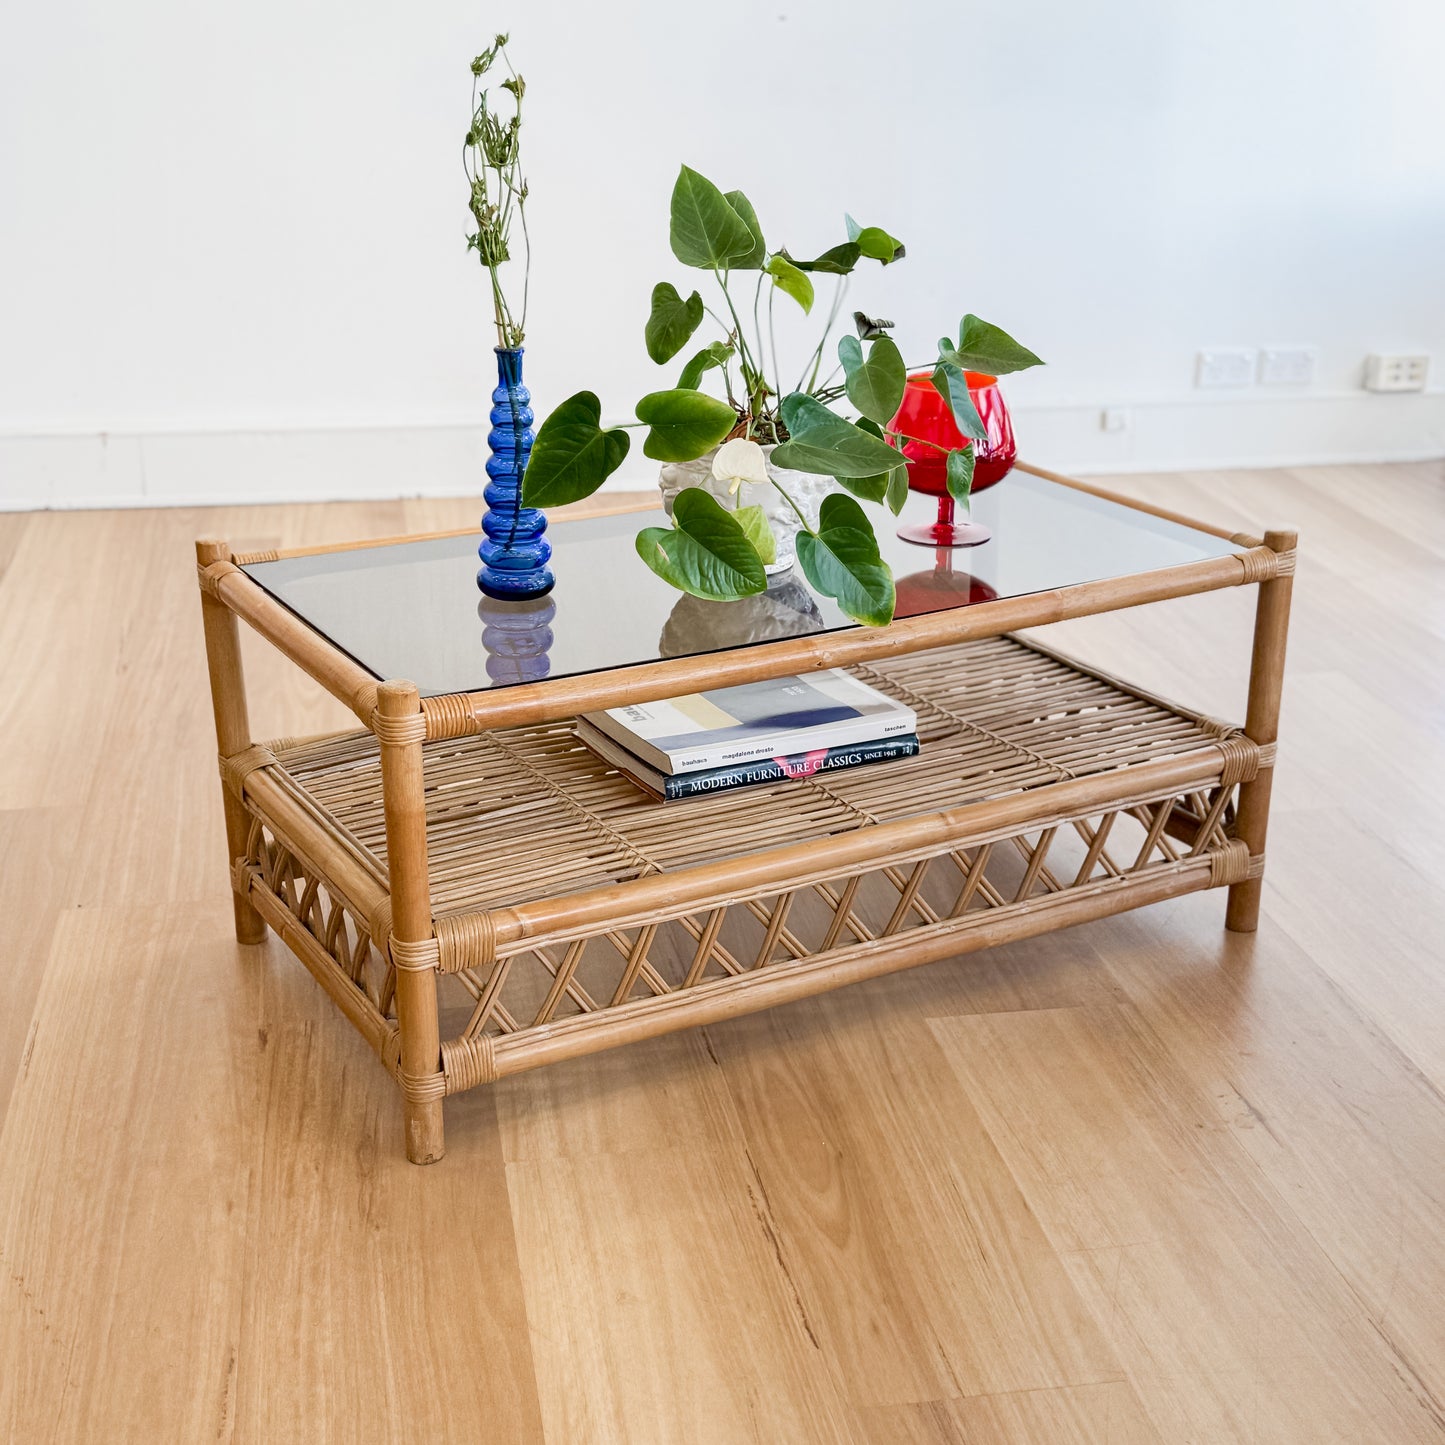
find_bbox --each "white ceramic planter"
[657,444,844,575]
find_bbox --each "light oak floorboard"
[0,513,30,587]
[0,512,135,809]
[1093,894,1445,1410]
[702,949,1123,1408]
[235,929,544,1444]
[1265,807,1445,1091]
[0,463,1442,1441]
[491,1025,747,1162]
[858,1380,1161,1445]
[0,809,72,1116]
[928,1003,1445,1443]
[505,1144,864,1444]
[0,904,266,1442]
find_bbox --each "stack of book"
[575,669,919,802]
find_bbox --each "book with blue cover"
[579,669,917,776]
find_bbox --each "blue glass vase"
[478,346,553,599]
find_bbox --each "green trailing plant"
[523,164,1043,625]
[464,36,529,348]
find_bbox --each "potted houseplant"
[521,164,1043,624]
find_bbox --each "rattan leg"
[196,539,267,945]
[377,680,446,1164]
[1226,528,1297,933]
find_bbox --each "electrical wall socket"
[1258,347,1317,386]
[1100,407,1129,432]
[1364,354,1430,392]
[1196,349,1257,388]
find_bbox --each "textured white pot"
[657,444,844,575]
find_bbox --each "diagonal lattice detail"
[430,782,1246,1051]
[243,817,395,1017]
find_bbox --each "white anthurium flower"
[712,437,770,495]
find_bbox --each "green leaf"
[635,488,767,600]
[772,393,908,477]
[844,214,905,264]
[644,282,704,365]
[835,471,891,505]
[522,391,631,509]
[724,189,766,268]
[842,335,907,425]
[782,242,860,275]
[858,228,904,263]
[953,314,1044,375]
[930,358,987,441]
[669,165,757,270]
[796,493,895,626]
[832,413,907,508]
[635,388,738,462]
[945,446,976,508]
[675,341,734,390]
[764,254,814,314]
[833,411,907,503]
[817,492,878,534]
[885,465,910,516]
[732,502,777,566]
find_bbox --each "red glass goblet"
[890,370,1016,547]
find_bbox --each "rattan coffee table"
[195,463,1295,1163]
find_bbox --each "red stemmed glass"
[890,371,1016,547]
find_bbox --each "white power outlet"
[1196,349,1257,389]
[1258,347,1317,386]
[1100,407,1129,433]
[1364,354,1430,393]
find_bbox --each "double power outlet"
[1196,347,1317,389]
[1195,348,1431,392]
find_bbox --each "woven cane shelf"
[227,633,1262,1101]
[196,467,1296,1162]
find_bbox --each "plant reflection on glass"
[522,165,1044,625]
[464,35,529,349]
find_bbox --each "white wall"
[2,0,1443,507]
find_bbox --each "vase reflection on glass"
[478,346,554,599]
[891,371,1017,549]
[478,593,555,685]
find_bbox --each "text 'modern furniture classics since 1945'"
[195,463,1295,1163]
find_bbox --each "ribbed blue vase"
[478,346,553,599]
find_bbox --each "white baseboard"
[1013,389,1445,474]
[0,426,493,512]
[3,391,1442,511]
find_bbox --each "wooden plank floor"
[1,462,1443,1442]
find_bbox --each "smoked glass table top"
[241,472,1242,698]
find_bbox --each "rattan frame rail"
[196,464,1296,1163]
